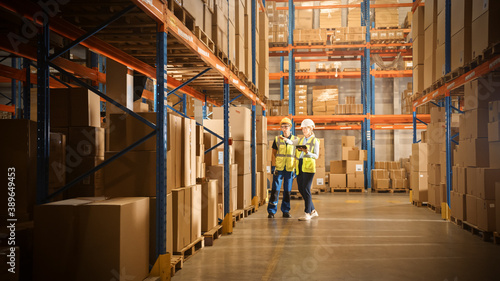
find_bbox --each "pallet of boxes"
[329,136,366,192]
[450,76,500,235]
[372,161,408,192]
[411,140,428,206]
[312,86,339,115]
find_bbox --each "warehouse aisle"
[173,193,500,281]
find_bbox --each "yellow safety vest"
[275,135,297,172]
[295,136,318,175]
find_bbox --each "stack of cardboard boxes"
[319,1,341,29]
[451,77,500,231]
[295,85,308,115]
[329,27,366,44]
[423,0,437,90]
[375,0,400,28]
[411,143,428,203]
[295,2,314,29]
[371,29,405,42]
[347,0,362,27]
[312,86,339,115]
[293,29,328,45]
[46,88,103,199]
[336,96,363,115]
[372,162,408,190]
[450,0,471,72]
[328,136,365,189]
[401,82,414,114]
[471,0,500,60]
[266,1,289,44]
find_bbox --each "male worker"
[267,117,297,218]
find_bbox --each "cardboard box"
[238,173,252,209]
[347,172,364,188]
[457,166,468,194]
[230,106,251,141]
[413,64,425,94]
[476,168,500,200]
[341,136,355,147]
[435,44,446,78]
[1,120,37,221]
[376,179,390,189]
[424,0,437,29]
[313,168,326,188]
[413,36,424,66]
[466,194,477,225]
[490,100,500,122]
[342,146,359,161]
[65,156,104,198]
[471,9,500,59]
[329,174,346,188]
[451,28,472,70]
[411,171,428,202]
[451,0,472,36]
[230,186,237,212]
[70,88,101,127]
[149,194,173,264]
[424,56,435,89]
[49,132,66,189]
[50,88,71,127]
[69,126,105,157]
[103,151,167,197]
[231,163,238,188]
[108,113,127,151]
[392,179,408,189]
[464,77,500,111]
[190,184,202,242]
[411,143,428,171]
[451,191,467,221]
[257,144,267,172]
[477,198,496,231]
[464,138,490,167]
[346,161,364,174]
[412,6,425,40]
[390,169,406,180]
[256,116,267,144]
[182,118,197,187]
[233,140,251,174]
[76,198,149,281]
[330,160,346,174]
[489,121,500,142]
[172,187,191,252]
[463,109,489,139]
[490,142,500,168]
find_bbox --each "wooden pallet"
[243,205,256,217]
[412,201,427,207]
[168,0,195,32]
[373,188,391,193]
[450,216,463,227]
[391,188,409,193]
[296,69,310,72]
[229,62,238,74]
[269,42,287,48]
[462,221,494,242]
[170,255,183,277]
[249,82,257,93]
[214,46,228,65]
[173,236,204,261]
[193,26,215,53]
[203,224,223,246]
[232,209,244,222]
[427,203,441,214]
[317,187,329,193]
[331,188,363,193]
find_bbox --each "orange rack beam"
[274,3,418,9]
[266,114,430,125]
[0,64,79,89]
[268,124,427,131]
[412,0,423,13]
[0,104,15,113]
[269,43,412,52]
[269,70,412,80]
[413,55,500,109]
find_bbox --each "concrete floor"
[173,193,500,281]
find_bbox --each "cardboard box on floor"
[65,156,104,198]
[347,172,364,188]
[466,194,477,226]
[238,173,252,209]
[330,160,347,174]
[35,197,149,281]
[233,140,251,174]
[190,185,202,242]
[49,132,66,190]
[411,171,428,202]
[330,174,347,188]
[477,198,496,231]
[313,168,326,189]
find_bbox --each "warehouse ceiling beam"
[0,0,217,106]
[267,124,427,131]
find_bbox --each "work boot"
[298,213,312,221]
[311,209,319,218]
[268,213,274,218]
[283,212,291,218]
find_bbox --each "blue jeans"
[297,159,315,214]
[267,170,294,214]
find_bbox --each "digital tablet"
[296,145,308,150]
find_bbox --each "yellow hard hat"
[280,117,292,126]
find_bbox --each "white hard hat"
[301,119,315,129]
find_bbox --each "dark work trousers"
[297,159,315,214]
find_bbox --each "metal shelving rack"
[410,0,500,215]
[267,0,424,189]
[0,0,267,269]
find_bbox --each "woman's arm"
[304,139,319,159]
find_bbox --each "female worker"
[279,119,319,221]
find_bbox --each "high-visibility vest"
[275,135,297,172]
[295,136,319,174]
